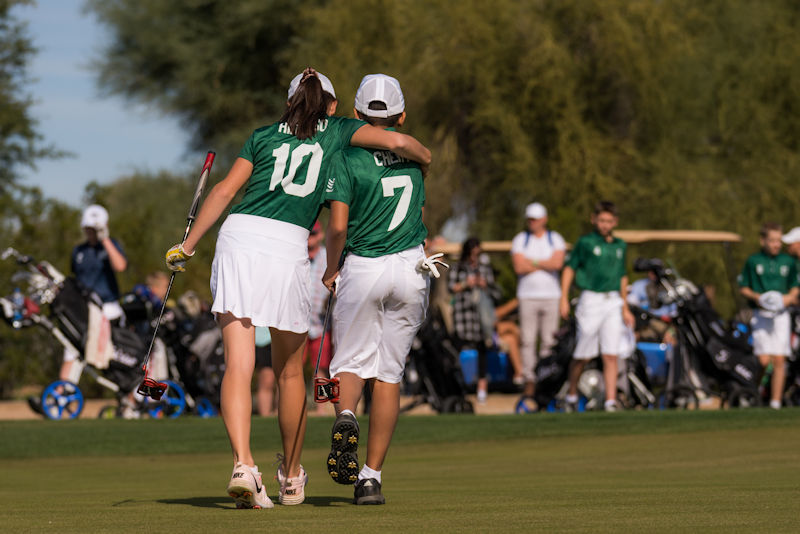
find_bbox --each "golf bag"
[635,257,761,408]
[402,305,474,414]
[0,248,187,419]
[120,288,223,415]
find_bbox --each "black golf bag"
[533,319,576,409]
[635,257,761,408]
[402,305,474,414]
[53,277,145,394]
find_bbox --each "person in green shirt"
[559,201,634,412]
[322,74,444,505]
[165,68,432,510]
[739,222,800,410]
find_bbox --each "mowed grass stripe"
[1,428,799,533]
[2,409,800,459]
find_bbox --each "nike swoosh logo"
[252,471,262,493]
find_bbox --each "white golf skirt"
[210,214,311,333]
[751,309,791,356]
[329,246,429,384]
[573,290,626,359]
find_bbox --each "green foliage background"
[2,0,800,395]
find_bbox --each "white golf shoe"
[226,463,274,509]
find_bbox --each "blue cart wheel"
[196,397,218,418]
[41,380,84,420]
[145,380,186,419]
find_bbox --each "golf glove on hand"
[95,224,109,242]
[416,253,449,279]
[758,290,784,313]
[166,243,194,272]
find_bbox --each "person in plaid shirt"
[448,237,502,403]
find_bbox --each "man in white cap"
[510,202,566,411]
[782,226,800,267]
[321,73,442,505]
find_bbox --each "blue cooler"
[459,349,510,385]
[637,342,671,383]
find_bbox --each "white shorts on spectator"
[751,309,791,356]
[573,290,627,359]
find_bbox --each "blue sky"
[15,1,191,207]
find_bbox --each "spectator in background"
[304,221,333,414]
[29,205,128,416]
[64,205,128,380]
[448,237,502,404]
[782,227,800,276]
[560,201,634,412]
[739,222,799,410]
[255,326,276,416]
[511,202,566,410]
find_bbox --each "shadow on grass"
[157,496,232,509]
[154,495,352,508]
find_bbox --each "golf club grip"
[187,151,215,223]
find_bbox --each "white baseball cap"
[81,204,108,229]
[287,70,336,100]
[525,202,547,219]
[354,74,405,118]
[782,226,800,244]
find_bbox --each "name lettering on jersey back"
[278,119,329,135]
[373,150,408,167]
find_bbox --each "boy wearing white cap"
[739,222,799,409]
[560,201,634,412]
[322,73,440,505]
[64,205,128,377]
[510,202,566,409]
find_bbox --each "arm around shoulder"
[350,125,431,166]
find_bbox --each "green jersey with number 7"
[229,115,365,230]
[324,136,427,258]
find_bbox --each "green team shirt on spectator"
[230,115,365,230]
[567,231,627,292]
[324,136,427,258]
[738,251,799,306]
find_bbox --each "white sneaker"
[226,463,274,509]
[477,390,488,405]
[276,462,308,505]
[604,400,621,412]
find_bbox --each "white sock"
[340,409,355,418]
[604,399,617,409]
[770,400,782,410]
[358,465,381,484]
[565,394,579,404]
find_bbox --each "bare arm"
[512,250,565,275]
[559,266,574,319]
[495,298,518,320]
[740,286,760,305]
[102,239,127,272]
[787,287,800,307]
[620,275,634,327]
[182,158,253,254]
[323,201,349,292]
[350,125,431,166]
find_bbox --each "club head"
[314,377,340,403]
[137,378,168,400]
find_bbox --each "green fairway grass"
[2,410,799,533]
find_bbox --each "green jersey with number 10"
[325,138,427,258]
[230,116,365,230]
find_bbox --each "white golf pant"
[329,246,429,384]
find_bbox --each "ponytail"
[280,68,335,140]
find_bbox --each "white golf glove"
[95,224,109,241]
[416,253,449,279]
[758,290,784,313]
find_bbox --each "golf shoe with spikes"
[327,412,360,485]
